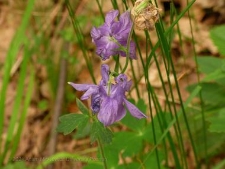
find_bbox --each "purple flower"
[91,10,136,60]
[68,64,147,126]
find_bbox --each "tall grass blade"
[0,0,35,163]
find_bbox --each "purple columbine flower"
[68,64,147,126]
[91,10,137,60]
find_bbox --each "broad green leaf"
[83,164,102,169]
[197,56,223,74]
[208,108,225,133]
[202,69,225,82]
[117,162,140,169]
[197,57,225,83]
[76,98,89,115]
[73,122,91,139]
[143,112,171,144]
[57,114,88,135]
[112,131,143,157]
[187,83,225,105]
[144,150,166,169]
[210,25,225,55]
[90,121,113,144]
[97,145,119,169]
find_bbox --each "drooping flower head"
[131,0,160,31]
[91,10,137,60]
[68,64,147,126]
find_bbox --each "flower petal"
[123,99,147,119]
[68,82,96,91]
[117,11,132,35]
[105,10,119,26]
[118,41,137,59]
[101,64,110,84]
[91,27,102,41]
[91,93,101,113]
[98,97,118,126]
[115,104,126,122]
[81,86,99,100]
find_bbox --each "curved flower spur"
[68,64,147,126]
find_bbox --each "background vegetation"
[0,0,225,168]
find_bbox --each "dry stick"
[47,49,68,169]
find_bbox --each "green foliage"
[191,56,225,134]
[186,28,225,161]
[36,152,102,169]
[0,0,36,165]
[208,108,225,133]
[57,113,89,135]
[57,98,113,144]
[90,121,113,145]
[210,25,225,56]
[2,162,29,169]
[76,98,90,115]
[38,100,48,111]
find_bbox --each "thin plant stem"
[65,0,96,84]
[187,0,207,167]
[98,138,108,169]
[121,24,134,73]
[95,0,104,20]
[130,59,140,99]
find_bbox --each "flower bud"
[131,0,161,31]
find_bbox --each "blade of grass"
[141,85,202,168]
[9,69,35,162]
[186,0,208,166]
[65,0,96,84]
[36,152,102,169]
[146,0,196,67]
[156,19,199,166]
[0,0,35,162]
[2,42,31,163]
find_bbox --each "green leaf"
[99,145,119,169]
[210,25,225,55]
[143,113,171,144]
[76,98,89,115]
[117,162,140,169]
[202,69,225,82]
[187,83,225,105]
[208,108,225,133]
[83,164,102,169]
[196,57,225,83]
[197,56,223,74]
[57,114,88,135]
[90,121,113,144]
[144,150,166,169]
[112,131,143,157]
[73,122,91,139]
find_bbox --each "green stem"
[113,55,120,73]
[98,138,107,169]
[121,24,134,73]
